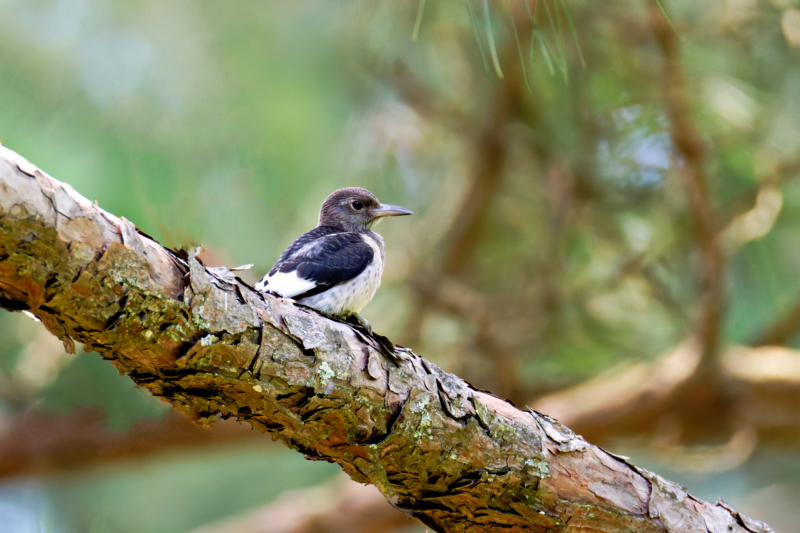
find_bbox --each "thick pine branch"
[0,146,772,533]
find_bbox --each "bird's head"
[318,187,412,231]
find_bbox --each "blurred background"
[1,0,799,531]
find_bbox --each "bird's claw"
[345,313,373,335]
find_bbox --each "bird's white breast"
[298,233,384,316]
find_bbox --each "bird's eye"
[351,200,363,210]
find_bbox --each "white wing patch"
[256,270,317,298]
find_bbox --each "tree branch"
[531,337,800,447]
[0,408,261,479]
[0,145,772,532]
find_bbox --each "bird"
[256,187,412,330]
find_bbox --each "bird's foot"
[344,313,373,335]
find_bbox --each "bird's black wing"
[261,231,374,300]
[270,226,336,268]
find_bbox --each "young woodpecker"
[256,187,412,329]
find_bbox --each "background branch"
[0,409,259,479]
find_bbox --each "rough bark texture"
[0,145,773,533]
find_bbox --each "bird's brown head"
[318,187,412,232]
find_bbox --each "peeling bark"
[0,145,773,533]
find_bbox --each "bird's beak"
[372,204,413,218]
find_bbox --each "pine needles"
[411,0,586,85]
[462,0,584,84]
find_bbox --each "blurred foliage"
[3,444,340,533]
[1,0,800,531]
